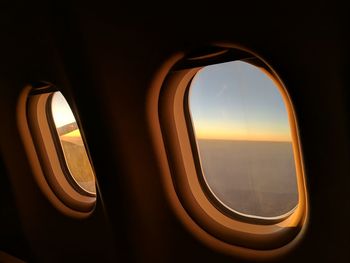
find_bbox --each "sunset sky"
[189,61,292,142]
[51,92,76,128]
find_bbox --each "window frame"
[17,83,96,218]
[184,59,299,224]
[153,45,308,256]
[47,92,96,197]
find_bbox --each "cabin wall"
[0,1,349,262]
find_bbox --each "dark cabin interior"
[0,1,349,262]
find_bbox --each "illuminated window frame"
[150,45,308,259]
[17,83,96,218]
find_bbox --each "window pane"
[188,61,298,218]
[51,92,96,194]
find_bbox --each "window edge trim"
[17,84,96,218]
[147,45,309,259]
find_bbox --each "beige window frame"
[149,44,308,259]
[17,83,96,218]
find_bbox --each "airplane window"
[188,61,298,219]
[51,92,96,194]
[20,84,97,217]
[156,47,308,253]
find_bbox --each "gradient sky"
[51,92,77,129]
[189,61,292,142]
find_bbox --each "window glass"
[51,92,96,194]
[188,61,298,218]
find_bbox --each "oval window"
[19,83,96,218]
[188,60,298,219]
[155,46,308,255]
[51,92,96,194]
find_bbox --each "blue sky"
[189,61,292,141]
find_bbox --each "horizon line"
[196,137,292,143]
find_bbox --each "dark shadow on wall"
[0,155,33,262]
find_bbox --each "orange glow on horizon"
[193,123,292,142]
[195,133,291,142]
